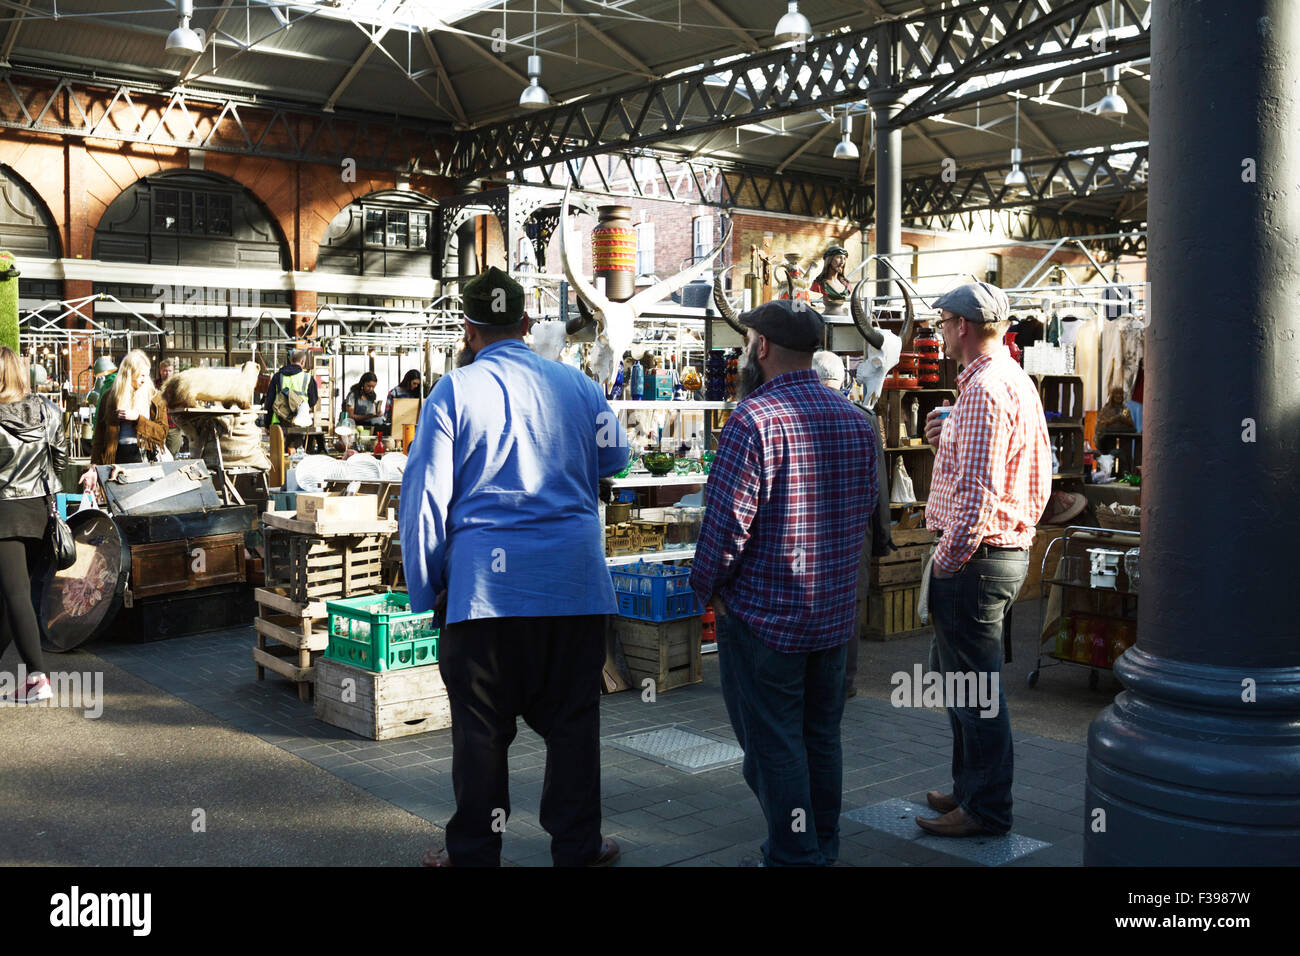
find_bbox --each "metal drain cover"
[606,725,743,774]
[844,798,1050,866]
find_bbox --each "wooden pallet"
[314,656,452,740]
[610,616,703,693]
[253,587,329,701]
[266,532,386,603]
[262,509,397,536]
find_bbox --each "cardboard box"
[295,493,379,523]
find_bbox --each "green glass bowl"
[642,453,676,475]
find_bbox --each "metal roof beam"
[448,0,1150,181]
[0,0,32,68]
[694,0,760,53]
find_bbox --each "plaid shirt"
[925,347,1052,574]
[690,370,876,653]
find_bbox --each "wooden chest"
[129,532,246,600]
[314,656,452,740]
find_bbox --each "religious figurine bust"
[810,244,851,316]
[1094,385,1136,457]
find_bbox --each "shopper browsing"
[263,349,319,438]
[0,347,70,704]
[400,267,629,868]
[691,302,877,867]
[80,349,169,492]
[813,350,894,702]
[383,369,421,427]
[342,372,384,428]
[916,281,1051,838]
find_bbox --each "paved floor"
[2,598,1106,867]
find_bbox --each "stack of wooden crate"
[862,528,936,641]
[254,494,396,701]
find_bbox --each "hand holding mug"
[925,401,952,448]
[117,408,139,422]
[79,468,97,491]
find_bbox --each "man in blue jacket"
[401,267,629,868]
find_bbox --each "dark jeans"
[437,614,606,867]
[926,550,1028,834]
[716,612,847,866]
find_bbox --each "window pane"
[365,208,385,245]
[210,194,232,236]
[192,192,206,234]
[155,189,178,232]
[410,211,429,248]
[387,210,409,249]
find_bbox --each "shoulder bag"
[41,406,76,571]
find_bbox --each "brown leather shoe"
[926,791,959,814]
[588,836,621,867]
[914,807,996,838]
[421,847,452,867]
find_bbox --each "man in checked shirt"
[916,281,1051,838]
[690,299,876,867]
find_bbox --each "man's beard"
[736,341,764,400]
[455,341,476,367]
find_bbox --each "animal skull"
[560,185,733,388]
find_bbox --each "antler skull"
[560,185,733,388]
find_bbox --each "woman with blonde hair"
[0,346,69,703]
[80,349,168,492]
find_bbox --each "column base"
[1085,648,1300,865]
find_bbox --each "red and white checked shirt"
[925,347,1051,574]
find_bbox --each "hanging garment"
[1066,315,1105,412]
[1101,315,1146,402]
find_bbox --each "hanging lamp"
[832,111,859,160]
[775,2,813,43]
[519,1,550,109]
[1005,97,1029,190]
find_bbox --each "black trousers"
[0,538,45,674]
[438,614,606,866]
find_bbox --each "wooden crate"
[263,509,396,536]
[876,388,956,448]
[863,583,927,641]
[295,493,378,523]
[129,532,246,600]
[610,616,703,692]
[314,656,452,740]
[1048,423,1085,477]
[253,586,330,701]
[263,530,386,604]
[1035,374,1085,423]
[871,528,935,587]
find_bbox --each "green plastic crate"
[324,591,439,672]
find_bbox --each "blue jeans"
[716,612,847,866]
[926,550,1028,834]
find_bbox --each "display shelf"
[1042,578,1138,597]
[1047,422,1084,429]
[609,400,733,411]
[606,547,696,565]
[1051,471,1087,480]
[884,444,934,452]
[603,474,709,488]
[890,500,927,509]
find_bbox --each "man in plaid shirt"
[691,299,876,867]
[917,281,1051,838]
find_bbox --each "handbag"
[40,407,76,571]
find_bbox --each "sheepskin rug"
[163,361,260,410]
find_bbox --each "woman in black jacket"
[0,346,69,703]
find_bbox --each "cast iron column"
[870,91,903,307]
[1085,0,1300,864]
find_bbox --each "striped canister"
[592,205,637,301]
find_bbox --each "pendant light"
[519,1,550,110]
[775,2,813,44]
[832,111,859,161]
[1095,66,1128,117]
[1004,97,1029,190]
[165,0,204,55]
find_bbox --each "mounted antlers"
[560,185,733,388]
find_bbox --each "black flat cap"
[740,298,825,352]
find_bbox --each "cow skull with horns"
[555,186,733,388]
[711,269,914,408]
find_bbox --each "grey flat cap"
[932,281,1010,324]
[740,298,825,352]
